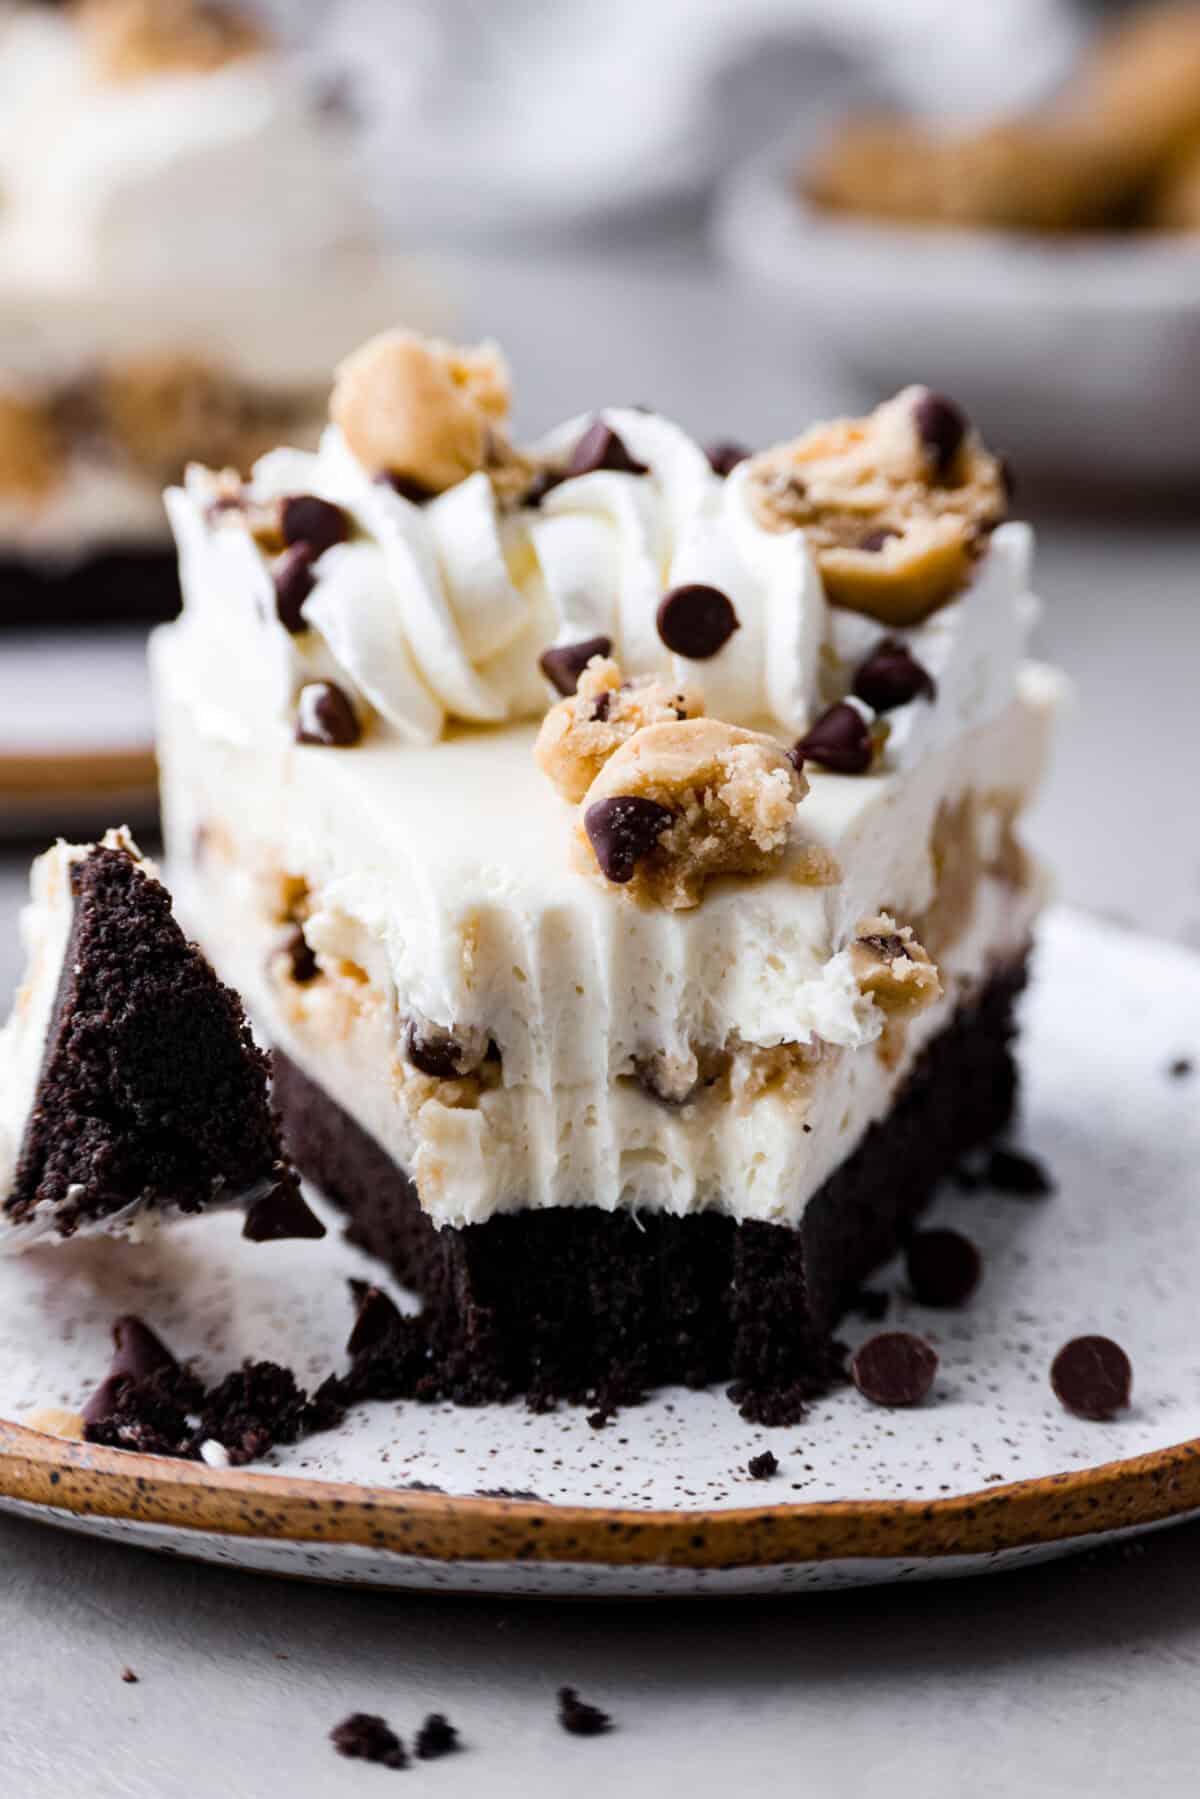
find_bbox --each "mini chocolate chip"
[850,1331,938,1406]
[404,1021,467,1079]
[346,1283,405,1357]
[584,795,673,883]
[539,634,614,696]
[1168,1055,1194,1080]
[415,1714,461,1761]
[906,1228,982,1308]
[280,925,317,985]
[746,1450,778,1480]
[558,1687,613,1737]
[296,682,361,748]
[656,583,740,659]
[1050,1335,1132,1421]
[272,543,315,633]
[852,639,936,712]
[859,527,898,552]
[706,440,751,477]
[242,1176,326,1243]
[525,466,566,506]
[567,421,648,479]
[330,1714,407,1770]
[791,702,873,775]
[985,1146,1053,1197]
[913,391,967,477]
[280,494,348,558]
[592,690,613,721]
[378,470,435,504]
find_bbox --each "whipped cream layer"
[170,413,1036,750]
[154,598,1060,1228]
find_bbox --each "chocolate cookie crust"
[275,955,1027,1415]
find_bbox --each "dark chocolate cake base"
[275,956,1027,1418]
[0,549,180,629]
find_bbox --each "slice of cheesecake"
[0,828,317,1245]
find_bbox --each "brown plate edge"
[1,1419,1197,1571]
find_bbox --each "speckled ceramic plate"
[0,909,1197,1596]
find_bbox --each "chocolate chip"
[706,440,751,477]
[1168,1055,1194,1080]
[378,470,435,504]
[913,391,967,478]
[558,1687,613,1737]
[852,639,936,712]
[906,1228,982,1308]
[525,466,566,506]
[656,583,740,659]
[278,925,317,985]
[330,1714,408,1769]
[985,1146,1053,1197]
[584,795,673,883]
[295,681,361,748]
[791,702,873,775]
[120,1668,138,1684]
[567,421,648,479]
[280,494,348,558]
[538,634,614,696]
[272,543,316,633]
[110,1315,179,1382]
[850,1331,938,1406]
[859,527,897,552]
[346,1283,405,1357]
[242,1175,327,1243]
[1050,1335,1132,1421]
[415,1715,461,1760]
[747,1450,778,1480]
[404,1021,468,1079]
[592,690,613,721]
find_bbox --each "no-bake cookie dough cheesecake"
[0,0,440,627]
[152,330,1062,1418]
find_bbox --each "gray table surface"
[1,243,1198,1797]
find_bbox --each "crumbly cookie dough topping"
[78,0,268,84]
[849,913,941,1016]
[330,330,522,499]
[535,657,705,803]
[578,718,808,910]
[746,387,1008,627]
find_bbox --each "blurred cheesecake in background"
[0,0,445,628]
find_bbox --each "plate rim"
[3,1419,1198,1571]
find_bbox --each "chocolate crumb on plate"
[850,1332,938,1407]
[539,634,613,696]
[120,1668,138,1684]
[746,1450,779,1480]
[1168,1055,1194,1079]
[415,1714,461,1761]
[558,1687,613,1738]
[330,1713,408,1770]
[985,1146,1054,1197]
[905,1227,982,1308]
[1050,1335,1132,1421]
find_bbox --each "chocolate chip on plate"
[345,1282,405,1357]
[584,795,673,883]
[852,639,936,712]
[850,1331,938,1406]
[858,527,898,552]
[404,1021,468,1079]
[566,421,649,479]
[913,391,967,477]
[330,1713,408,1769]
[656,583,740,659]
[414,1714,461,1761]
[272,543,316,633]
[746,1450,779,1480]
[295,681,361,748]
[280,494,347,559]
[791,702,874,775]
[706,440,751,477]
[985,1146,1054,1197]
[558,1687,613,1737]
[1050,1335,1132,1421]
[539,634,614,696]
[242,1175,327,1244]
[905,1228,982,1308]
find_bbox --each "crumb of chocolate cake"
[477,1488,543,1501]
[558,1687,613,1738]
[415,1714,461,1760]
[985,1146,1054,1197]
[120,1668,138,1684]
[330,1712,407,1769]
[1168,1055,1194,1079]
[746,1450,779,1480]
[195,1361,343,1467]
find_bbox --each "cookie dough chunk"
[331,330,518,497]
[535,658,705,803]
[580,719,807,910]
[746,387,1008,627]
[850,913,941,1017]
